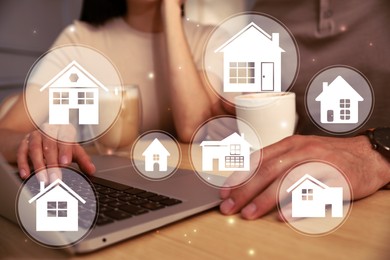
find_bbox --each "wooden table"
[1,144,389,259]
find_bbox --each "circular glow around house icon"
[202,12,299,108]
[16,166,98,248]
[189,116,262,189]
[131,131,181,181]
[24,45,124,144]
[277,160,352,236]
[305,66,374,134]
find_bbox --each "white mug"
[235,92,297,149]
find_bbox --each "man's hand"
[219,135,390,220]
[17,124,95,183]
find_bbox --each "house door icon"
[261,62,274,91]
[327,110,334,122]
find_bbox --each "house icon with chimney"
[287,174,343,218]
[215,22,285,93]
[200,132,251,172]
[40,60,108,125]
[142,138,171,172]
[315,76,364,124]
[28,178,86,231]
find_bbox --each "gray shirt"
[253,0,390,135]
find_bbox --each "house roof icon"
[215,22,285,53]
[28,178,86,204]
[142,138,170,157]
[200,132,252,147]
[39,60,108,92]
[315,76,364,102]
[286,174,329,193]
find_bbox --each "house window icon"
[47,201,68,217]
[229,62,255,84]
[53,92,69,105]
[77,91,95,105]
[301,189,313,201]
[339,99,351,120]
[225,156,244,169]
[39,60,109,125]
[230,144,241,155]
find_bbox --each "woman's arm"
[161,1,224,142]
[0,95,34,162]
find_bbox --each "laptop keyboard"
[89,177,182,226]
[25,174,181,228]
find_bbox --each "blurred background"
[0,0,255,102]
[0,0,80,100]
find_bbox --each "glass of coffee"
[91,84,141,156]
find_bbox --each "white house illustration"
[315,76,364,124]
[286,174,343,218]
[215,22,285,93]
[142,138,170,172]
[200,132,251,172]
[39,60,108,125]
[28,178,86,232]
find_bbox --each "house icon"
[40,60,109,125]
[215,22,285,93]
[200,132,251,172]
[28,179,86,231]
[286,174,343,218]
[142,138,171,172]
[315,76,364,124]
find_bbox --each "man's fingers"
[220,153,295,215]
[219,138,295,201]
[220,156,288,215]
[240,177,282,220]
[220,136,315,216]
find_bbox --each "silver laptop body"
[0,155,221,254]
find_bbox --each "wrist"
[161,1,182,21]
[360,127,390,187]
[362,127,390,162]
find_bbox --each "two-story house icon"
[40,60,108,125]
[315,75,364,124]
[200,132,251,172]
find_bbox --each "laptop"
[0,154,221,254]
